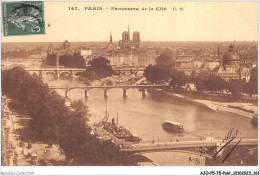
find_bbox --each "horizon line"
[2,40,258,43]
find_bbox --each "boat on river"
[162,120,184,133]
[101,120,142,144]
[97,109,142,144]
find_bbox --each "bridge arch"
[8,64,27,69]
[67,87,90,92]
[74,71,84,77]
[45,71,57,78]
[136,71,144,77]
[27,70,40,76]
[59,71,72,78]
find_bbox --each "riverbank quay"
[1,95,66,166]
[148,88,258,119]
[1,94,17,166]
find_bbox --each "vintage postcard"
[1,1,259,175]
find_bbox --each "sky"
[1,1,258,42]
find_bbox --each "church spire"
[110,31,112,43]
[128,25,130,41]
[48,41,53,54]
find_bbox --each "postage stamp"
[2,1,45,36]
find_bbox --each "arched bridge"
[120,138,258,159]
[25,68,85,78]
[25,67,146,78]
[49,84,169,98]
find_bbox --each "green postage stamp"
[2,1,45,36]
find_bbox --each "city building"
[222,44,240,72]
[239,67,251,82]
[80,49,93,65]
[138,49,157,66]
[105,27,157,67]
[46,40,86,68]
[173,55,194,75]
[212,66,240,80]
[203,60,220,71]
[80,50,92,59]
[119,26,141,50]
[209,43,253,82]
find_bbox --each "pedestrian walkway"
[1,94,66,166]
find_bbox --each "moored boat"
[97,109,142,144]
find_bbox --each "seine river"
[3,59,258,165]
[43,76,258,142]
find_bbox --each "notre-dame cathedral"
[108,26,141,51]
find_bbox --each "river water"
[43,76,258,143]
[3,59,258,165]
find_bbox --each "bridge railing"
[141,137,204,144]
[120,138,258,154]
[25,67,145,71]
[48,85,169,90]
[25,68,86,71]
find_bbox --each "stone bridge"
[24,67,146,78]
[120,138,258,159]
[49,84,169,98]
[25,68,85,78]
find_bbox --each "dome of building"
[222,44,240,71]
[223,52,240,61]
[63,40,70,50]
[223,44,240,61]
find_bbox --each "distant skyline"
[1,40,258,43]
[1,1,258,42]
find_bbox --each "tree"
[144,54,173,84]
[2,66,137,165]
[188,70,197,83]
[244,68,258,97]
[227,79,244,97]
[194,73,208,94]
[144,65,170,83]
[71,99,90,121]
[85,57,114,80]
[159,48,173,59]
[59,53,86,68]
[155,54,173,69]
[215,76,227,93]
[193,73,227,94]
[206,76,227,93]
[170,70,187,88]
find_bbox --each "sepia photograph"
[1,0,259,174]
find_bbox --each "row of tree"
[2,67,136,165]
[144,54,258,97]
[193,73,257,97]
